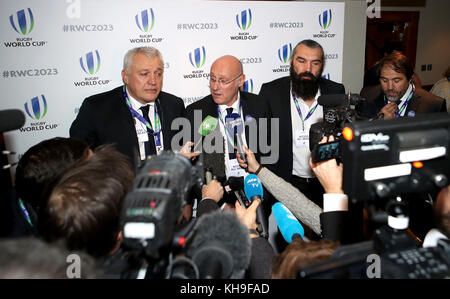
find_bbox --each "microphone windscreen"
[318,94,346,108]
[187,210,251,278]
[244,174,263,200]
[272,202,305,243]
[225,113,244,134]
[198,116,218,136]
[0,109,25,133]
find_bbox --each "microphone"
[224,176,250,208]
[224,113,247,163]
[317,94,347,108]
[272,202,305,243]
[186,210,251,278]
[203,151,226,182]
[244,174,268,239]
[0,109,26,133]
[193,115,218,152]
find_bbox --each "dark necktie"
[140,105,157,157]
[226,107,237,159]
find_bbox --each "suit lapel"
[116,87,139,148]
[405,94,420,117]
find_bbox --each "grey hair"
[123,47,164,72]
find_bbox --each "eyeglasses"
[209,73,243,87]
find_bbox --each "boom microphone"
[244,174,268,238]
[272,202,305,243]
[0,109,26,133]
[186,210,251,278]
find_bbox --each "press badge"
[228,159,247,178]
[295,130,309,148]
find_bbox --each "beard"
[290,66,321,100]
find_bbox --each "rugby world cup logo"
[80,50,101,75]
[278,43,292,64]
[319,9,332,30]
[24,95,47,120]
[236,9,252,30]
[189,46,206,69]
[135,9,155,32]
[9,8,34,35]
[243,79,254,93]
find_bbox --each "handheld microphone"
[225,113,247,163]
[0,109,26,133]
[244,174,268,238]
[224,176,250,208]
[193,115,218,152]
[272,202,305,243]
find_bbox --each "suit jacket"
[359,84,447,118]
[185,91,270,147]
[70,86,185,169]
[258,76,345,182]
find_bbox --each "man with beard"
[360,52,446,119]
[259,39,345,208]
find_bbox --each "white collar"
[397,83,413,105]
[126,87,155,111]
[218,93,241,115]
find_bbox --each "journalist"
[237,136,350,243]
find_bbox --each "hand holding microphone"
[201,179,224,203]
[237,146,260,174]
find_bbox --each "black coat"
[259,76,345,181]
[70,86,185,168]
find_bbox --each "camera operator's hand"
[237,146,260,173]
[179,141,200,161]
[201,179,224,203]
[378,102,398,119]
[310,136,344,194]
[235,198,261,238]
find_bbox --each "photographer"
[237,136,351,244]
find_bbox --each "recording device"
[120,151,203,265]
[186,210,251,279]
[272,202,305,243]
[225,112,247,164]
[310,93,367,163]
[224,176,250,208]
[342,112,450,203]
[299,113,450,278]
[244,174,269,239]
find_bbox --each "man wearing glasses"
[185,55,270,195]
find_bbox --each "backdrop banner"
[0,0,344,179]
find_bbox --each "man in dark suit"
[360,52,447,119]
[185,55,270,182]
[70,47,190,170]
[259,39,345,208]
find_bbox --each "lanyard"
[384,84,415,117]
[123,86,162,146]
[217,101,243,148]
[292,91,319,131]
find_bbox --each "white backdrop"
[0,0,344,176]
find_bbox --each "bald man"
[185,55,270,202]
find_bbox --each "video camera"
[299,113,450,278]
[120,151,203,272]
[309,93,367,163]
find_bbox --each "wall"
[381,0,450,85]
